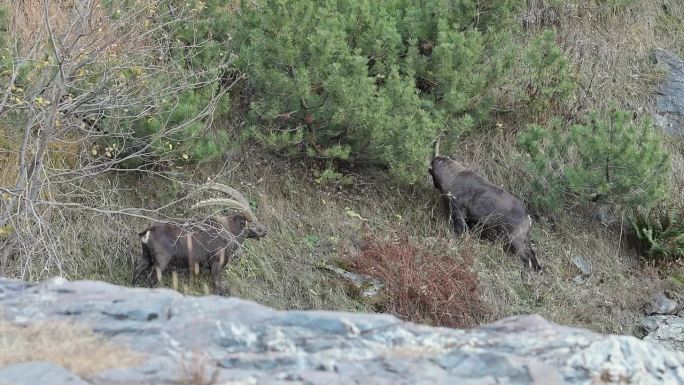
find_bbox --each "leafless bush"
[0,0,239,279]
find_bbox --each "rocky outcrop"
[643,315,684,353]
[1,277,684,385]
[646,292,680,316]
[654,49,684,136]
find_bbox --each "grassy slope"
[212,150,672,335]
[1,0,683,336]
[4,147,669,335]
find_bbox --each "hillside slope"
[0,0,682,338]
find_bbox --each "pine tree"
[518,109,670,211]
[521,29,575,120]
[231,0,520,182]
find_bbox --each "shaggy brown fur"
[429,156,541,271]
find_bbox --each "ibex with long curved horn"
[131,183,267,295]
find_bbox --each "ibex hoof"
[214,287,230,297]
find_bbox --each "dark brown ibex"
[428,141,541,271]
[132,183,267,295]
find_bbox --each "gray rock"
[643,315,684,352]
[321,264,384,297]
[654,49,684,136]
[1,277,684,384]
[570,255,592,276]
[0,362,91,385]
[596,205,613,227]
[646,292,680,316]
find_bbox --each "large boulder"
[0,277,683,385]
[654,49,684,136]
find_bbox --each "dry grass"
[522,0,684,112]
[175,351,220,385]
[0,152,17,190]
[0,124,18,189]
[0,147,674,334]
[1,0,76,57]
[665,138,684,208]
[10,155,376,312]
[1,0,66,49]
[0,0,132,57]
[0,316,139,377]
[206,151,671,334]
[0,127,80,197]
[476,214,668,334]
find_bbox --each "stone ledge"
[1,277,683,385]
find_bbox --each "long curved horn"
[432,129,446,159]
[432,136,440,159]
[200,183,250,207]
[191,198,257,222]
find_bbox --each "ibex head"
[191,183,268,240]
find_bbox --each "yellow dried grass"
[0,316,140,377]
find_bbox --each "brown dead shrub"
[348,234,489,328]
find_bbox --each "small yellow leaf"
[182,154,189,160]
[35,96,50,106]
[344,207,364,221]
[0,225,14,237]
